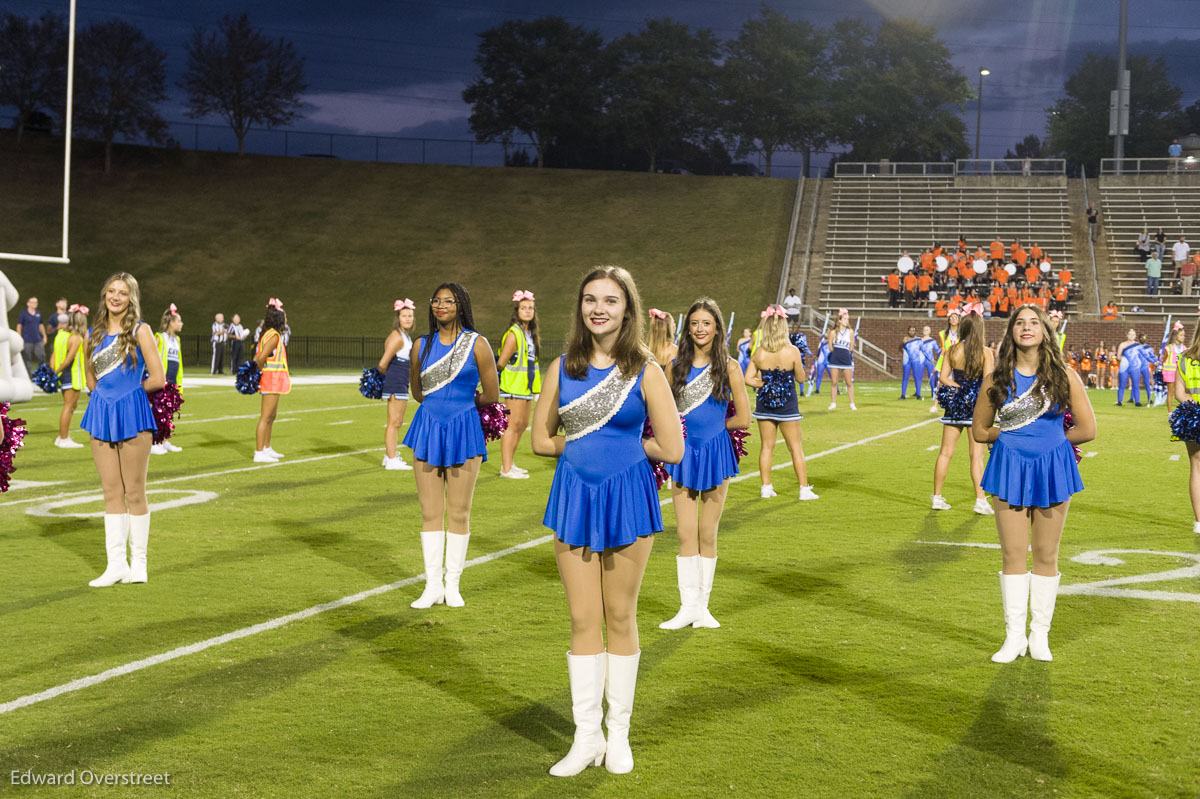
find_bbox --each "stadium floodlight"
[0,0,76,264]
[974,67,990,162]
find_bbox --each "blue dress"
[665,362,739,492]
[403,330,488,466]
[80,325,157,443]
[544,361,662,552]
[981,370,1083,507]
[753,367,802,422]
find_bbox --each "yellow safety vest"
[155,332,184,387]
[1057,332,1066,352]
[258,329,291,394]
[498,324,541,396]
[1181,356,1200,394]
[750,329,762,356]
[51,330,85,388]
[936,329,958,372]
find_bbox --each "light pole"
[974,67,990,162]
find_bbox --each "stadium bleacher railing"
[956,159,1066,176]
[834,160,1066,178]
[833,162,955,177]
[1100,157,1200,175]
[792,305,892,374]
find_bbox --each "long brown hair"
[671,297,732,402]
[647,311,676,365]
[159,305,180,333]
[988,305,1073,411]
[564,265,650,380]
[86,272,143,363]
[507,298,541,360]
[954,313,985,379]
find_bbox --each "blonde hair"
[759,314,789,352]
[647,312,676,366]
[65,310,88,338]
[86,272,143,363]
[564,265,650,380]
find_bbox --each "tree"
[1186,100,1200,136]
[719,7,829,178]
[181,13,306,156]
[1005,134,1050,160]
[74,19,168,173]
[463,17,609,169]
[607,19,720,173]
[0,12,66,142]
[1047,53,1185,173]
[828,18,970,162]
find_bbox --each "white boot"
[410,531,445,609]
[659,555,700,630]
[604,651,640,774]
[549,652,607,777]
[1028,572,1061,662]
[991,571,1030,663]
[126,513,150,583]
[443,532,470,608]
[693,556,721,628]
[88,513,130,587]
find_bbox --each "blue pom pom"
[359,367,385,400]
[31,364,60,394]
[758,369,793,410]
[936,377,981,422]
[789,333,811,358]
[235,361,262,395]
[1170,400,1200,443]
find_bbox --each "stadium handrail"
[1100,157,1200,175]
[777,176,806,304]
[798,177,822,303]
[794,305,892,374]
[1080,164,1103,315]
[956,159,1066,176]
[833,162,955,177]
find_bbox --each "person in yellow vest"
[1162,322,1187,411]
[50,304,88,448]
[151,304,185,455]
[253,299,290,463]
[1047,310,1067,352]
[930,308,961,413]
[1172,329,1200,534]
[496,290,542,479]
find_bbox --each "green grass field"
[1,380,1197,798]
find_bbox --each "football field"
[2,378,1196,797]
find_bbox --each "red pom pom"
[0,402,29,493]
[148,383,185,444]
[477,401,510,443]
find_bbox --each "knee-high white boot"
[659,555,700,630]
[1028,572,1061,662]
[410,531,445,609]
[549,652,606,777]
[604,651,640,774]
[991,571,1030,663]
[693,556,721,629]
[126,513,151,584]
[443,532,470,608]
[89,513,130,587]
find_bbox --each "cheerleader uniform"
[665,363,739,492]
[829,328,854,370]
[382,331,412,400]
[812,338,831,391]
[753,367,802,422]
[901,336,925,398]
[544,361,661,552]
[937,369,981,426]
[403,330,488,467]
[155,332,183,387]
[498,324,540,399]
[258,329,291,395]
[79,326,157,442]
[52,329,85,391]
[981,370,1083,507]
[1117,344,1140,405]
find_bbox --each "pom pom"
[1169,400,1200,444]
[477,401,510,443]
[0,403,29,493]
[359,367,385,400]
[148,383,184,444]
[1062,411,1083,463]
[789,333,811,358]
[935,378,980,421]
[643,414,687,489]
[31,364,60,394]
[758,369,793,410]
[235,361,262,395]
[726,401,749,462]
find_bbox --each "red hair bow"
[512,290,535,302]
[169,303,178,315]
[69,304,88,315]
[649,308,668,320]
[394,298,415,311]
[267,297,283,310]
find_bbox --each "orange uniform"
[989,239,1004,261]
[1058,269,1072,285]
[887,273,900,291]
[1025,265,1041,284]
[1102,303,1118,320]
[1013,247,1028,267]
[918,273,933,294]
[1030,245,1044,263]
[903,272,917,292]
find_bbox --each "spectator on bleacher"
[903,270,918,307]
[1169,138,1183,173]
[917,272,933,309]
[1028,242,1043,265]
[1145,251,1163,295]
[1102,301,1118,320]
[1172,236,1191,291]
[920,248,935,274]
[1187,252,1200,297]
[897,250,914,274]
[1052,282,1069,313]
[1135,228,1151,262]
[974,245,987,263]
[1022,156,1032,176]
[1010,238,1025,267]
[1086,205,1100,242]
[1057,266,1072,286]
[886,269,902,308]
[1024,261,1041,285]
[1154,228,1167,259]
[989,236,1005,265]
[783,287,803,320]
[934,294,948,317]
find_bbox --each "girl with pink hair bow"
[825,309,857,410]
[377,299,418,470]
[150,303,186,455]
[1163,321,1188,412]
[253,298,290,462]
[496,290,542,478]
[50,303,90,448]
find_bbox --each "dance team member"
[253,299,291,463]
[788,321,811,394]
[931,309,961,413]
[1163,323,1187,412]
[405,282,499,609]
[826,309,856,410]
[1095,341,1109,391]
[79,273,164,587]
[151,304,185,455]
[810,333,832,395]
[745,306,817,501]
[920,325,939,398]
[1115,329,1140,407]
[1171,328,1200,533]
[932,312,993,514]
[647,307,678,367]
[1137,334,1158,403]
[735,328,753,374]
[900,325,925,399]
[974,306,1095,663]
[496,289,541,479]
[660,298,750,630]
[378,299,416,471]
[50,304,87,449]
[533,266,682,777]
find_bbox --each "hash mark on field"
[1170,454,1181,461]
[1085,452,1098,458]
[328,420,355,426]
[188,404,373,425]
[926,445,939,451]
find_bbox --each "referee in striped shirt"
[211,312,227,374]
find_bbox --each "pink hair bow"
[512,290,535,302]
[1175,321,1185,331]
[394,298,415,311]
[837,307,849,317]
[760,305,787,319]
[267,297,283,310]
[69,304,88,315]
[169,303,178,315]
[649,308,668,320]
[964,302,986,317]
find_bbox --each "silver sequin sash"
[676,363,714,417]
[420,331,478,396]
[560,366,640,442]
[92,336,126,381]
[997,381,1052,432]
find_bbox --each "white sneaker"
[929,404,939,414]
[760,485,777,498]
[253,450,280,463]
[384,456,413,471]
[265,447,284,459]
[54,436,83,449]
[164,441,182,452]
[511,464,529,474]
[499,469,529,479]
[827,403,837,410]
[799,485,819,501]
[150,443,168,455]
[931,494,952,510]
[849,403,858,411]
[1193,521,1200,534]
[974,498,995,515]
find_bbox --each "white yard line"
[1169,454,1181,461]
[187,403,374,425]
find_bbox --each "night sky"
[3,0,1200,164]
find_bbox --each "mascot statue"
[0,267,34,403]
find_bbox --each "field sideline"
[1,378,1196,797]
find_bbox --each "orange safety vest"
[258,329,291,394]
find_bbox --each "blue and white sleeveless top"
[402,330,487,465]
[382,331,412,397]
[80,324,157,442]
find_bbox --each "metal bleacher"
[819,160,1073,316]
